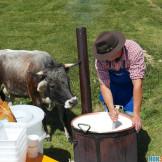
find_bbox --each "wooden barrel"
[71,112,137,162]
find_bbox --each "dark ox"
[0,49,77,139]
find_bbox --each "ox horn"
[36,71,44,76]
[37,80,47,93]
[64,61,80,68]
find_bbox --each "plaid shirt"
[95,40,145,87]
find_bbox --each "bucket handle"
[78,123,91,133]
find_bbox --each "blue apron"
[99,61,133,113]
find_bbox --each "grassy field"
[0,0,162,161]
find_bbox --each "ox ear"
[64,62,80,72]
[36,71,48,93]
[36,70,47,79]
[36,70,46,76]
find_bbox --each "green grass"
[0,0,162,161]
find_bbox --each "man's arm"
[100,83,118,121]
[132,78,143,132]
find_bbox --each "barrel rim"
[71,112,135,134]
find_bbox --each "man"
[93,31,145,132]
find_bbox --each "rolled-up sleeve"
[95,60,110,87]
[129,50,145,80]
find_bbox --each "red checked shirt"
[95,40,145,87]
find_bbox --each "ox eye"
[50,85,55,88]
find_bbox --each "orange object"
[26,154,59,162]
[42,155,59,162]
[0,100,16,122]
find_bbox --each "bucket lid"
[71,112,133,133]
[10,105,44,128]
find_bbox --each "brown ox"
[0,49,78,140]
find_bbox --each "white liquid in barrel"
[72,112,132,133]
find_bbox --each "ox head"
[36,63,77,109]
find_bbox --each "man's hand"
[109,109,119,122]
[132,114,142,132]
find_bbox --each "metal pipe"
[76,27,92,114]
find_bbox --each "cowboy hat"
[93,31,126,61]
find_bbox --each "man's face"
[106,50,123,61]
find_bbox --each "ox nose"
[64,96,77,109]
[69,96,77,105]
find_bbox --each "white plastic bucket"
[10,105,46,153]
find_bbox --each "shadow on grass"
[137,129,151,162]
[44,147,71,162]
[46,106,78,139]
